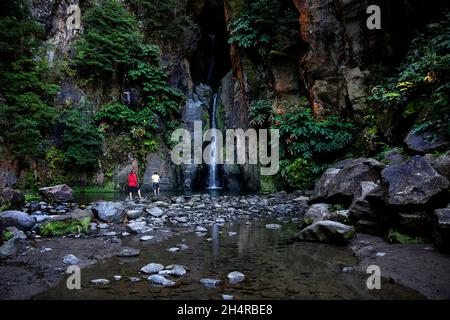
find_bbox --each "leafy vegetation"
[0,0,59,161]
[250,98,355,190]
[61,108,104,170]
[128,0,198,43]
[228,0,298,57]
[39,216,91,236]
[368,13,450,139]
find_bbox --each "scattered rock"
[1,188,24,209]
[38,184,73,203]
[117,247,140,257]
[159,266,187,277]
[63,254,80,265]
[0,210,36,231]
[405,128,449,153]
[167,247,180,253]
[176,243,189,250]
[295,221,355,245]
[222,294,234,300]
[303,203,331,224]
[265,224,282,230]
[126,221,152,234]
[227,271,245,284]
[381,155,449,208]
[126,209,143,219]
[0,238,18,258]
[148,274,175,287]
[113,275,122,281]
[228,231,237,237]
[200,278,223,288]
[128,277,141,282]
[196,226,208,233]
[92,201,125,223]
[140,235,154,241]
[147,207,164,217]
[90,279,110,285]
[140,263,164,274]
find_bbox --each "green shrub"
[368,13,450,138]
[279,158,324,191]
[39,217,91,236]
[228,0,298,57]
[271,108,355,160]
[0,0,59,161]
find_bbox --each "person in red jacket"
[128,169,142,200]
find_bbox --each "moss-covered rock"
[387,229,425,244]
[38,209,92,236]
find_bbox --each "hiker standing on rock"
[128,169,142,200]
[151,171,161,196]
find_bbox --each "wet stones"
[296,221,356,245]
[265,224,282,230]
[116,247,140,257]
[92,201,125,223]
[140,263,164,274]
[0,210,36,231]
[200,278,223,288]
[63,254,80,265]
[148,274,175,287]
[227,271,245,284]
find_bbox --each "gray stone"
[0,238,18,258]
[92,201,125,223]
[167,247,180,253]
[310,158,384,206]
[296,221,355,245]
[117,247,140,257]
[196,226,208,233]
[222,294,234,300]
[200,278,223,288]
[405,128,449,153]
[303,203,331,223]
[4,226,27,240]
[265,224,282,230]
[158,266,187,277]
[227,271,245,284]
[140,235,154,241]
[228,231,237,237]
[381,156,449,207]
[147,207,164,217]
[128,277,141,282]
[176,243,189,250]
[382,148,405,165]
[126,221,152,234]
[432,151,450,181]
[39,184,73,202]
[0,210,36,231]
[126,209,143,219]
[90,279,110,285]
[148,274,176,287]
[63,254,80,265]
[140,263,164,274]
[113,275,122,281]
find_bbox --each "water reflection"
[36,220,425,300]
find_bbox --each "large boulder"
[295,220,355,245]
[405,128,449,153]
[381,156,449,208]
[303,203,331,224]
[0,210,35,231]
[1,188,24,209]
[432,207,450,253]
[431,151,450,182]
[310,158,384,206]
[92,201,125,223]
[39,184,73,202]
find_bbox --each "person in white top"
[151,171,160,196]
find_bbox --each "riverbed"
[35,219,423,300]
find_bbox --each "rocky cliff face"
[0,0,446,191]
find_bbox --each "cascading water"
[207,93,221,189]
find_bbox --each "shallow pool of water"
[36,220,424,300]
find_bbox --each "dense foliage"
[249,98,355,190]
[62,109,104,170]
[228,0,298,56]
[0,0,59,160]
[128,0,198,42]
[368,13,450,139]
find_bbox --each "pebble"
[90,278,110,285]
[98,223,109,229]
[196,226,208,233]
[140,263,164,274]
[376,252,386,257]
[117,247,140,257]
[200,278,223,288]
[148,274,175,287]
[342,267,353,273]
[227,271,245,284]
[63,254,80,265]
[128,277,141,282]
[265,224,282,230]
[222,294,234,300]
[113,275,122,281]
[167,247,180,253]
[40,247,52,253]
[228,232,238,237]
[140,235,154,241]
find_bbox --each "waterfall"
[207,93,221,189]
